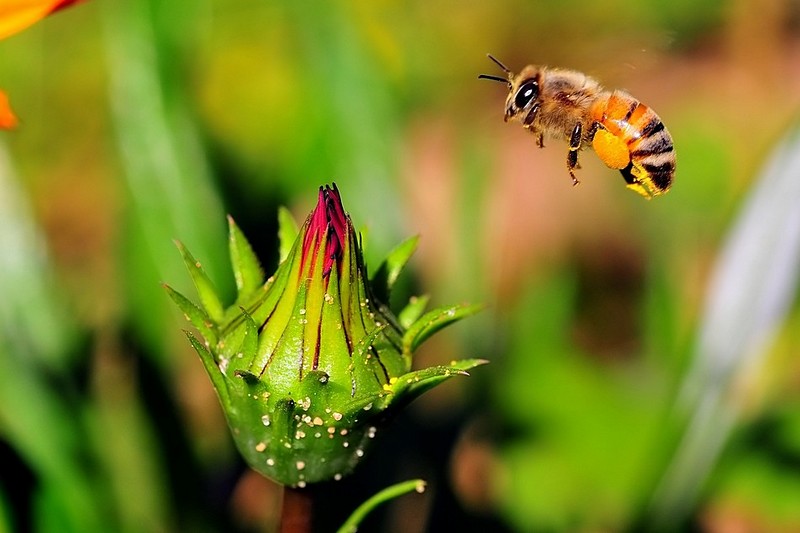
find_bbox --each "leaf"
[370,235,419,303]
[176,241,224,323]
[228,215,263,296]
[397,294,430,330]
[403,303,484,354]
[337,479,427,533]
[278,206,299,263]
[163,284,217,345]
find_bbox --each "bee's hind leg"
[567,122,582,186]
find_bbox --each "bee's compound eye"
[514,80,539,110]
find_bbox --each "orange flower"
[0,0,84,40]
[1,0,85,129]
[0,91,18,129]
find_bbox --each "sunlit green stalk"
[336,479,426,533]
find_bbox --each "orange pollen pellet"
[592,128,630,170]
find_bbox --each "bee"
[479,54,675,198]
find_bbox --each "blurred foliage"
[1,0,800,532]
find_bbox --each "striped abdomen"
[589,90,675,198]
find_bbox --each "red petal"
[301,185,349,278]
[50,0,84,14]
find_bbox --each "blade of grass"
[650,124,800,524]
[0,144,76,369]
[101,0,230,361]
[0,143,106,531]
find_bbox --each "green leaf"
[176,241,225,323]
[163,284,217,345]
[337,479,427,533]
[403,303,484,353]
[370,235,419,303]
[397,294,430,330]
[228,215,264,295]
[278,206,299,263]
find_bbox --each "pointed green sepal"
[388,358,488,405]
[352,324,388,362]
[403,303,484,353]
[221,306,261,376]
[296,369,332,402]
[228,215,264,295]
[176,241,225,323]
[185,331,230,406]
[164,284,218,345]
[371,235,420,303]
[350,324,413,393]
[240,307,259,362]
[398,294,430,330]
[278,206,299,263]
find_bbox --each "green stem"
[336,479,426,533]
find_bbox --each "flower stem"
[280,486,313,533]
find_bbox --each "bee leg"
[587,121,600,141]
[523,102,540,127]
[567,122,582,186]
[522,103,545,147]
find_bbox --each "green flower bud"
[167,185,484,487]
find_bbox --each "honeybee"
[479,54,675,198]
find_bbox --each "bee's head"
[479,55,540,123]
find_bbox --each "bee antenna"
[477,74,512,87]
[486,54,512,75]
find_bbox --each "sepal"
[371,235,420,303]
[176,241,224,323]
[403,303,484,353]
[164,284,218,345]
[227,215,263,296]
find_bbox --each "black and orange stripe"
[590,91,675,197]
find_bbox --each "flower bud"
[167,185,484,487]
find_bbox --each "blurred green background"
[2,0,800,531]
